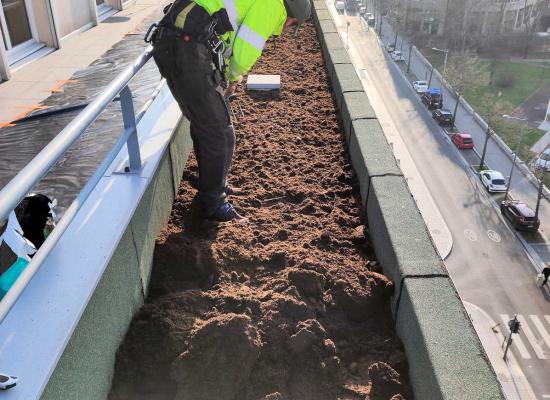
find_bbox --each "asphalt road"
[344,13,550,398]
[378,19,550,268]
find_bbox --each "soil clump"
[109,21,411,400]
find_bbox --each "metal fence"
[0,45,158,322]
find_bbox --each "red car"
[452,133,474,149]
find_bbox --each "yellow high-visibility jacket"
[193,0,287,81]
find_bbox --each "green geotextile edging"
[40,118,192,400]
[312,3,505,399]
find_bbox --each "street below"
[331,7,550,398]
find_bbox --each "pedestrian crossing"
[500,314,550,360]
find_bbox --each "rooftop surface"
[0,0,159,128]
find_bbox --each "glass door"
[0,0,39,64]
[95,0,113,21]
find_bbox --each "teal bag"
[0,258,29,300]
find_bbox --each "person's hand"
[224,76,242,100]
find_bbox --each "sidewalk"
[0,0,162,128]
[465,302,538,400]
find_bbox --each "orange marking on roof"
[0,104,50,128]
[49,79,78,93]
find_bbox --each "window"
[1,0,32,48]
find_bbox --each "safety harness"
[145,0,233,86]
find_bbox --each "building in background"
[388,0,547,37]
[0,0,136,80]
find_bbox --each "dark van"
[422,87,443,109]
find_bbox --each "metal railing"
[0,45,158,322]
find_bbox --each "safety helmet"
[284,0,311,27]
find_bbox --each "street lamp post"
[407,42,413,73]
[479,125,493,170]
[534,144,550,221]
[427,66,434,87]
[432,47,449,90]
[535,170,545,222]
[451,91,460,129]
[502,114,528,200]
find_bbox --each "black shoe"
[208,202,246,222]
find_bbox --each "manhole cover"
[487,230,501,243]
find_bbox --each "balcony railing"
[0,45,158,322]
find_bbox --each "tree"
[521,0,544,58]
[443,50,488,127]
[476,93,514,169]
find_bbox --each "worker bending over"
[149,0,310,221]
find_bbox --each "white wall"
[31,0,58,48]
[53,0,93,38]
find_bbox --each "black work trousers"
[153,37,234,215]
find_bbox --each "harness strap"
[174,2,197,29]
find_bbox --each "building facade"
[0,0,135,80]
[390,0,547,36]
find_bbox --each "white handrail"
[0,45,158,322]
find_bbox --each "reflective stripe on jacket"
[193,0,287,81]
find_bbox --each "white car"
[385,43,395,53]
[391,51,405,62]
[413,80,428,94]
[480,170,507,193]
[536,148,550,171]
[365,12,373,19]
[334,0,345,12]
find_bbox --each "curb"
[316,4,505,400]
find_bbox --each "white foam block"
[246,74,281,91]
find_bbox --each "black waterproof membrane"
[0,10,165,214]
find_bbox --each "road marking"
[542,394,550,398]
[487,230,501,243]
[500,314,531,359]
[464,229,477,241]
[516,315,546,359]
[530,315,550,355]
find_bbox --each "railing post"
[120,86,142,171]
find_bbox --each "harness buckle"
[144,23,158,43]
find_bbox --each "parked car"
[500,200,540,231]
[432,108,454,126]
[365,12,373,18]
[367,17,375,27]
[413,80,428,94]
[386,43,395,53]
[535,148,550,171]
[480,170,507,193]
[391,51,405,62]
[451,133,474,149]
[334,0,345,12]
[359,6,367,15]
[421,87,443,109]
[344,0,359,14]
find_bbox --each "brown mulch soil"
[108,21,411,400]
